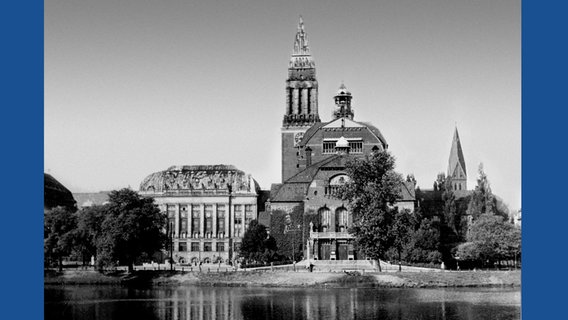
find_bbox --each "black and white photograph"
[44,1,521,319]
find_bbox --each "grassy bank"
[45,269,520,288]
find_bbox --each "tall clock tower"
[282,17,320,182]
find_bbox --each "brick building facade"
[270,18,416,261]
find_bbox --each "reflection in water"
[45,285,520,320]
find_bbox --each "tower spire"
[291,16,312,61]
[283,16,320,127]
[448,127,467,192]
[282,17,321,182]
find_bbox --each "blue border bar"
[0,1,44,319]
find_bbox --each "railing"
[139,189,232,196]
[310,231,354,239]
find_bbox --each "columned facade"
[139,165,259,265]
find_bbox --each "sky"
[45,0,521,210]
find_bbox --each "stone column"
[301,88,309,115]
[310,87,318,115]
[292,88,299,114]
[314,239,319,260]
[286,87,292,115]
[229,204,235,239]
[241,205,246,236]
[212,204,217,238]
[175,204,180,238]
[200,204,205,237]
[225,203,230,238]
[188,204,193,237]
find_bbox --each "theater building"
[139,165,261,265]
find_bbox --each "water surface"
[45,285,520,320]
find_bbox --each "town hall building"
[269,18,416,261]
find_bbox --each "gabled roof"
[399,181,416,202]
[299,118,388,148]
[359,122,388,148]
[299,122,326,146]
[322,118,364,129]
[270,155,346,201]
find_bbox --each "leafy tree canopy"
[457,213,521,265]
[239,220,278,264]
[72,205,106,265]
[96,189,166,272]
[338,150,403,271]
[44,206,77,271]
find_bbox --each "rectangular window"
[180,205,188,235]
[178,242,187,252]
[205,205,213,234]
[217,205,225,236]
[217,205,225,218]
[234,205,243,237]
[167,205,176,232]
[192,205,200,235]
[348,141,363,153]
[204,242,212,252]
[244,205,254,232]
[167,205,176,219]
[191,242,200,252]
[216,243,225,252]
[323,141,337,154]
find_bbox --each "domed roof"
[139,165,259,194]
[335,136,349,148]
[44,173,77,211]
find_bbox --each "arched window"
[327,174,349,196]
[335,207,349,232]
[318,207,331,232]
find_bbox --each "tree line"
[337,151,521,270]
[44,189,166,272]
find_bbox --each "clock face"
[294,132,304,146]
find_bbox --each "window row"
[322,140,363,154]
[178,242,226,252]
[167,204,255,234]
[167,204,255,218]
[316,207,351,232]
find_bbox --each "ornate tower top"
[283,16,320,127]
[288,16,316,79]
[332,83,355,120]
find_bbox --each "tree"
[338,150,403,271]
[467,164,500,220]
[404,218,442,264]
[456,213,521,268]
[73,205,106,266]
[388,209,414,271]
[239,220,278,265]
[96,189,166,272]
[44,206,77,271]
[270,206,306,261]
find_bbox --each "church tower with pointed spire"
[447,127,467,192]
[282,17,321,182]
